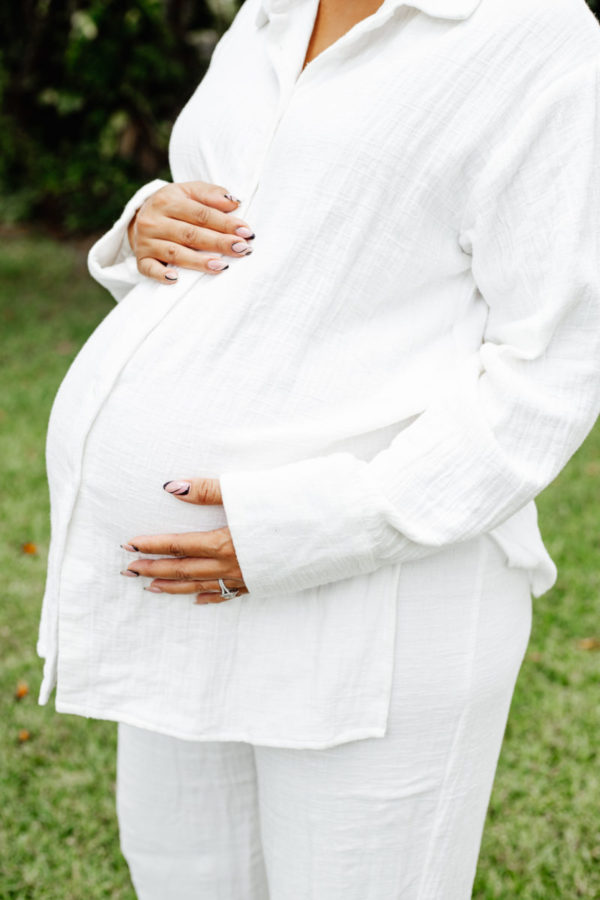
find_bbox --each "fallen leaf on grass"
[18,729,31,743]
[22,542,37,555]
[15,681,29,700]
[576,637,600,651]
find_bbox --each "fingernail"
[224,193,242,204]
[144,586,163,593]
[232,241,249,253]
[163,480,191,495]
[164,270,178,282]
[207,259,229,271]
[194,599,210,605]
[244,249,253,256]
[120,569,139,578]
[234,226,255,239]
[121,543,140,552]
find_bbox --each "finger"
[195,587,249,605]
[125,556,230,581]
[144,579,248,595]
[164,215,254,249]
[121,526,230,557]
[195,595,230,604]
[137,248,231,277]
[137,257,181,284]
[142,231,253,261]
[180,181,243,212]
[162,477,223,506]
[164,197,254,239]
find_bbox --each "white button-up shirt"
[38,0,600,747]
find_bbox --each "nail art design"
[121,543,140,552]
[224,193,242,204]
[120,569,139,577]
[207,259,229,271]
[163,480,191,495]
[234,226,255,239]
[164,271,178,282]
[232,241,249,253]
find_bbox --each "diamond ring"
[218,578,241,600]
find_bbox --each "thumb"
[163,477,223,505]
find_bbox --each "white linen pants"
[116,533,532,900]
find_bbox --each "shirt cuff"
[219,452,407,598]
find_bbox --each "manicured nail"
[144,586,163,593]
[234,226,255,239]
[164,270,178,282]
[232,241,249,253]
[163,480,191,495]
[244,249,253,256]
[207,259,229,271]
[120,569,139,578]
[120,543,140,552]
[224,193,242,204]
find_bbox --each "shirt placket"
[236,0,407,224]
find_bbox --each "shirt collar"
[255,0,484,28]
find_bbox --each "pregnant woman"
[37,0,600,897]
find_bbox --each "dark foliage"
[0,1,237,233]
[0,0,597,234]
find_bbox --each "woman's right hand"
[127,181,255,283]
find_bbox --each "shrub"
[0,0,237,233]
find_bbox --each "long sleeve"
[87,178,169,302]
[219,59,600,598]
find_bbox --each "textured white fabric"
[116,534,533,900]
[38,0,600,746]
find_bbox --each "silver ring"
[218,578,241,600]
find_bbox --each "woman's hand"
[120,477,248,604]
[127,181,255,284]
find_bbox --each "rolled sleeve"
[220,60,600,598]
[87,178,169,302]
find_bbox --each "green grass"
[0,233,598,899]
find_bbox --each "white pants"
[116,534,532,900]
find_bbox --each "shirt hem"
[53,699,389,749]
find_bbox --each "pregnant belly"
[45,273,297,549]
[45,262,442,554]
[47,321,247,549]
[73,375,230,545]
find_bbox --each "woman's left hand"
[120,477,248,605]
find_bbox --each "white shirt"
[37,0,600,747]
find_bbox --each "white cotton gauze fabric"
[37,0,600,747]
[115,534,533,900]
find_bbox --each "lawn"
[0,233,598,899]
